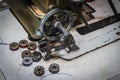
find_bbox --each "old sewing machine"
[1,0,120,60]
[1,0,95,60]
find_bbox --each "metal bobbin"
[34,66,45,76]
[19,39,28,48]
[9,42,19,51]
[27,42,37,51]
[21,50,32,58]
[22,57,33,66]
[49,63,60,74]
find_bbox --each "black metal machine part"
[77,13,120,35]
[38,32,79,61]
[52,0,120,61]
[3,0,95,41]
[50,0,120,61]
[38,8,80,60]
[31,51,42,62]
[36,1,95,60]
[39,8,74,41]
[77,0,120,35]
[9,0,120,62]
[5,0,95,61]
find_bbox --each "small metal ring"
[21,50,32,58]
[22,57,33,66]
[19,39,28,48]
[49,63,60,74]
[27,42,37,51]
[9,42,19,51]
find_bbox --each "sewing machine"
[2,0,95,60]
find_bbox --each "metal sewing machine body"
[4,0,94,60]
[1,0,120,61]
[4,0,93,39]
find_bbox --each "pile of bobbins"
[34,63,60,77]
[9,39,37,51]
[9,39,60,77]
[9,39,42,66]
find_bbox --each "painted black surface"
[76,13,120,35]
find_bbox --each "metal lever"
[54,22,79,52]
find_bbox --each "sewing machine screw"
[53,13,59,18]
[45,21,51,26]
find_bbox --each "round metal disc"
[49,63,60,74]
[21,50,32,58]
[9,42,19,51]
[40,8,73,40]
[22,57,33,66]
[34,66,45,76]
[19,39,28,48]
[27,42,37,51]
